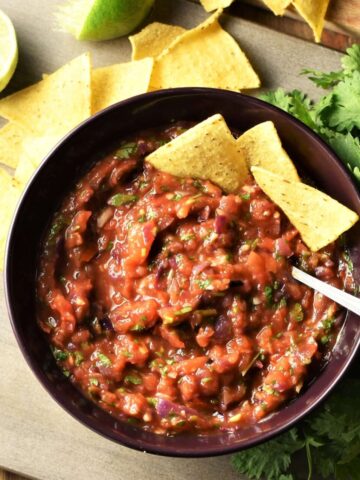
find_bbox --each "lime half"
[0,10,18,92]
[57,0,155,41]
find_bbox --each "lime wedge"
[0,10,18,92]
[57,0,155,41]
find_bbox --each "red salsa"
[37,123,354,434]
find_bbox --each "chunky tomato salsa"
[37,123,354,434]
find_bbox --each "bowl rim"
[4,87,360,457]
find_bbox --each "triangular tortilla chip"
[150,11,260,91]
[0,53,92,136]
[22,134,60,166]
[14,154,38,185]
[237,121,299,182]
[0,168,22,268]
[14,134,60,185]
[0,122,29,169]
[129,23,186,61]
[146,114,248,193]
[200,0,234,12]
[262,0,291,15]
[92,58,154,114]
[252,166,358,251]
[292,0,330,43]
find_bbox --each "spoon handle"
[292,266,360,317]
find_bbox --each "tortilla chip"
[92,58,154,114]
[262,0,291,15]
[0,122,29,169]
[150,11,260,91]
[237,121,299,182]
[14,154,37,185]
[146,114,248,192]
[200,0,234,12]
[14,134,61,185]
[129,23,186,60]
[22,134,60,166]
[292,0,330,42]
[0,53,92,136]
[252,166,358,251]
[0,168,22,268]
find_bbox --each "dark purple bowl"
[5,88,360,457]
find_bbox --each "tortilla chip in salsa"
[237,121,299,182]
[146,114,248,192]
[251,166,359,251]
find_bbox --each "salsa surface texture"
[37,123,351,434]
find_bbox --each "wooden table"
[0,0,353,479]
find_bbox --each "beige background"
[0,0,343,479]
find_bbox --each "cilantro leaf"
[108,193,138,207]
[322,72,360,132]
[288,90,318,131]
[96,352,112,367]
[114,142,137,159]
[302,68,344,89]
[232,429,304,480]
[259,88,293,112]
[307,379,360,480]
[327,133,360,179]
[341,44,360,75]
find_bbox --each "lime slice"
[57,0,155,41]
[0,10,18,92]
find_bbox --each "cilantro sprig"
[232,379,360,480]
[260,45,360,183]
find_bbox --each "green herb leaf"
[291,303,304,322]
[108,193,138,207]
[320,72,360,132]
[52,347,69,362]
[96,352,112,367]
[196,278,212,290]
[343,250,354,272]
[106,241,114,251]
[232,429,304,480]
[174,306,193,316]
[74,351,84,366]
[341,44,360,75]
[147,397,158,407]
[172,193,183,201]
[47,214,70,245]
[327,132,360,180]
[260,88,293,111]
[114,142,137,159]
[302,68,344,89]
[180,232,195,242]
[240,192,251,200]
[264,286,273,306]
[124,375,142,385]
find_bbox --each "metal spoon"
[292,266,360,317]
